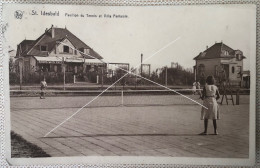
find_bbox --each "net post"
[121,90,124,106]
[236,89,240,105]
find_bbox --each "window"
[54,65,57,72]
[74,49,77,55]
[237,66,242,78]
[50,64,54,72]
[40,64,50,72]
[57,65,62,72]
[40,45,47,51]
[79,48,84,53]
[236,54,242,60]
[84,48,90,54]
[215,65,219,76]
[232,66,235,73]
[198,64,205,76]
[63,46,69,53]
[224,50,229,56]
[69,65,74,72]
[74,65,77,74]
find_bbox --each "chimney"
[84,48,90,54]
[206,46,208,49]
[51,25,55,38]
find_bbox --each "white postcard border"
[0,1,258,167]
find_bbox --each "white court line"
[44,37,181,137]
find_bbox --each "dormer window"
[236,54,242,61]
[79,48,84,53]
[63,46,69,53]
[40,45,47,51]
[84,48,90,55]
[224,50,229,56]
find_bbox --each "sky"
[3,4,256,71]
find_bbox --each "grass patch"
[11,131,50,158]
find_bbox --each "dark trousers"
[40,88,45,98]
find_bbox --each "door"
[223,64,229,79]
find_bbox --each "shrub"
[9,72,19,84]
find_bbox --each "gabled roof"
[193,42,245,60]
[16,40,35,57]
[17,26,103,59]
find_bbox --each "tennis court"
[10,91,250,157]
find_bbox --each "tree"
[9,58,15,72]
[157,63,194,86]
[150,69,159,83]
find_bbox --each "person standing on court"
[200,76,220,135]
[192,80,201,95]
[192,81,197,95]
[40,78,47,99]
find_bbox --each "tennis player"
[40,78,47,99]
[192,80,201,95]
[200,76,220,135]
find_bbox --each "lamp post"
[141,53,143,77]
[141,53,143,85]
[165,66,168,87]
[56,56,65,90]
[101,65,104,89]
[19,61,23,90]
[62,57,65,90]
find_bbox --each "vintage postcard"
[2,3,256,166]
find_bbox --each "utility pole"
[149,64,151,77]
[141,53,143,77]
[165,66,168,87]
[101,66,104,89]
[62,57,65,90]
[19,63,22,90]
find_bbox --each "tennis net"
[10,89,204,109]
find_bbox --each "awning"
[220,61,237,65]
[34,56,62,64]
[34,56,106,65]
[65,58,84,63]
[242,70,250,76]
[65,58,104,65]
[84,58,105,65]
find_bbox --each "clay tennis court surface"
[10,95,249,157]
